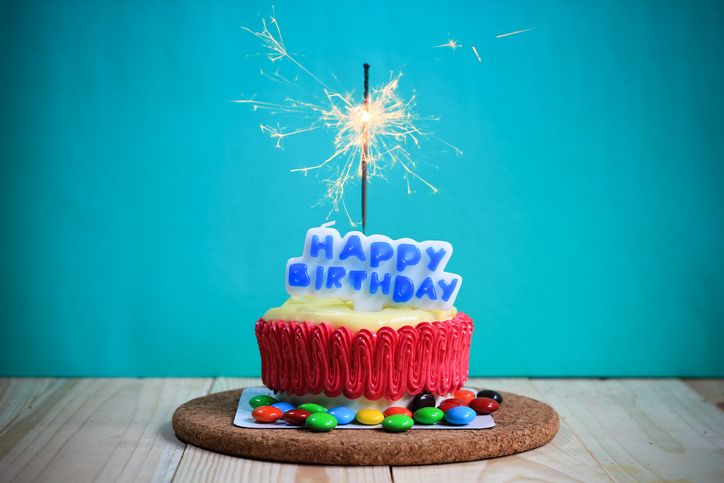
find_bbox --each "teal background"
[1,0,723,377]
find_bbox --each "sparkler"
[236,13,458,227]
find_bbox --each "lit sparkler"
[237,12,459,227]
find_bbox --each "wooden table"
[1,378,722,482]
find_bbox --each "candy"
[444,405,476,425]
[410,392,436,412]
[328,406,356,425]
[469,397,500,414]
[282,409,311,426]
[438,398,466,413]
[452,389,476,404]
[384,406,413,418]
[382,414,414,432]
[476,389,504,405]
[297,403,327,414]
[271,402,295,413]
[356,408,385,425]
[305,412,338,432]
[413,406,444,425]
[249,395,278,409]
[251,405,283,423]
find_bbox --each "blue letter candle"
[285,223,462,311]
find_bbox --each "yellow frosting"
[262,296,457,330]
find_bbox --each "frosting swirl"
[256,313,473,400]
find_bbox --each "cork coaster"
[172,389,559,466]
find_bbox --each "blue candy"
[444,405,476,426]
[328,406,356,425]
[271,402,295,413]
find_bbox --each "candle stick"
[361,63,370,233]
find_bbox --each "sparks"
[471,45,482,62]
[496,27,536,38]
[238,13,459,225]
[433,39,463,50]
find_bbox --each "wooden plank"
[173,448,392,483]
[683,378,724,410]
[530,379,724,482]
[0,377,211,483]
[393,378,614,483]
[172,377,392,483]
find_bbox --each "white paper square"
[233,386,495,430]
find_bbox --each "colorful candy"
[469,397,500,415]
[328,406,356,425]
[438,398,466,413]
[410,392,436,412]
[476,389,503,405]
[271,402,295,413]
[249,390,500,431]
[249,395,278,409]
[384,406,413,418]
[382,414,414,432]
[413,406,444,425]
[452,389,476,404]
[297,403,327,414]
[305,412,338,432]
[356,408,385,425]
[444,405,476,425]
[282,408,311,426]
[252,405,283,423]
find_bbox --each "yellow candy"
[356,408,385,425]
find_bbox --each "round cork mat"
[172,388,559,466]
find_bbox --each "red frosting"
[255,313,473,400]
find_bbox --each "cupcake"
[255,224,472,410]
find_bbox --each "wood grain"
[530,379,724,482]
[0,378,211,483]
[684,378,724,410]
[2,378,722,482]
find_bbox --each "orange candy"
[252,405,283,423]
[453,389,476,404]
[384,406,413,418]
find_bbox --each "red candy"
[438,398,466,413]
[453,389,476,404]
[469,397,500,415]
[384,406,413,418]
[282,409,312,426]
[252,405,283,423]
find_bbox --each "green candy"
[305,412,338,432]
[382,414,414,433]
[413,406,444,425]
[249,395,279,409]
[298,403,327,414]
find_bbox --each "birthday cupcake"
[255,223,472,410]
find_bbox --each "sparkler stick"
[361,63,370,233]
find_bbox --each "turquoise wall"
[2,0,723,376]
